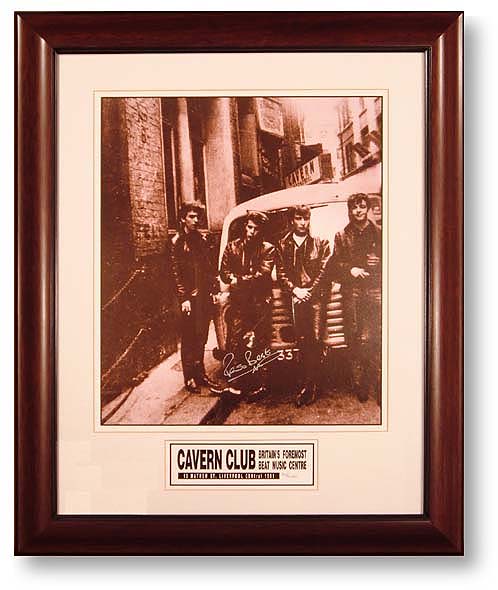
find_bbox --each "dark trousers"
[345,286,382,398]
[180,296,212,383]
[293,299,323,388]
[226,300,271,393]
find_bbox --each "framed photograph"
[15,11,463,555]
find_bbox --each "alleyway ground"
[102,324,381,426]
[102,325,220,425]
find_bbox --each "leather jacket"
[220,238,275,303]
[170,230,217,303]
[333,220,381,289]
[277,232,331,296]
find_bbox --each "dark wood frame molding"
[15,11,463,555]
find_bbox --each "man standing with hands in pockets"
[170,201,222,394]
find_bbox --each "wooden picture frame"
[15,11,463,555]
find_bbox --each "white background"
[0,0,495,586]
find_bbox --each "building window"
[340,125,356,176]
[359,110,369,147]
[345,140,356,174]
[260,131,282,193]
[360,125,370,147]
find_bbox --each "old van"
[213,182,381,365]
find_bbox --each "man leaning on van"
[277,205,331,407]
[219,211,275,399]
[333,193,382,404]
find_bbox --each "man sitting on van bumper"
[277,205,331,407]
[219,211,275,399]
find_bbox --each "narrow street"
[99,95,384,429]
[221,388,380,426]
[102,325,221,426]
[102,323,380,426]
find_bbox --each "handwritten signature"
[223,348,281,382]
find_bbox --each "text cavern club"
[176,447,308,471]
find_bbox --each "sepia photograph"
[14,8,464,556]
[100,95,383,426]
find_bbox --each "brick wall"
[124,98,168,257]
[101,97,178,404]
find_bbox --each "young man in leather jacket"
[277,205,331,407]
[333,193,382,403]
[219,211,275,399]
[170,201,221,394]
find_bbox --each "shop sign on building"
[256,98,284,138]
[284,154,331,188]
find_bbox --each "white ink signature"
[223,348,282,382]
